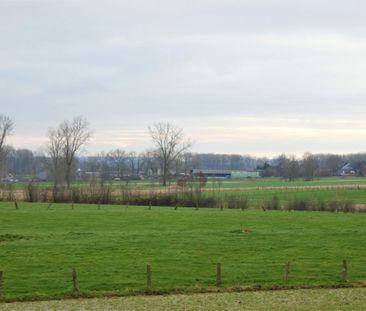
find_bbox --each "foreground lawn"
[0,202,365,299]
[2,288,366,311]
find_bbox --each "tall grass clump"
[224,194,249,210]
[261,195,280,210]
[0,183,15,201]
[284,197,356,213]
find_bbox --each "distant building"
[191,169,260,179]
[35,171,49,181]
[340,163,356,176]
[0,173,17,183]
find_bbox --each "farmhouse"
[340,163,356,176]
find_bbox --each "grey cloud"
[1,0,366,154]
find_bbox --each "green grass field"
[0,202,365,300]
[2,288,366,311]
[4,178,366,209]
[204,177,366,189]
[210,188,366,205]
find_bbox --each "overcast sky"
[1,0,366,156]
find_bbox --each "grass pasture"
[4,177,366,209]
[211,188,366,206]
[0,202,365,301]
[204,176,366,189]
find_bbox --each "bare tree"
[0,114,14,176]
[47,116,92,188]
[287,155,300,181]
[126,151,137,177]
[140,150,159,177]
[108,149,127,179]
[45,128,65,199]
[0,114,14,158]
[149,122,192,186]
[302,152,318,181]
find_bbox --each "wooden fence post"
[216,263,222,287]
[0,271,3,296]
[341,259,348,282]
[283,261,290,285]
[72,268,80,292]
[147,264,152,288]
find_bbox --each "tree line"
[1,113,366,186]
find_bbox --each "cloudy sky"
[1,0,366,156]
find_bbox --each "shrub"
[260,195,280,210]
[225,194,249,210]
[285,198,310,211]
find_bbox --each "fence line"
[0,260,354,299]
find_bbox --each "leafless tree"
[108,149,127,179]
[126,151,138,177]
[149,122,192,186]
[45,128,65,198]
[47,116,92,188]
[139,150,159,177]
[0,114,14,161]
[302,152,318,181]
[0,113,14,176]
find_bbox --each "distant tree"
[352,160,366,176]
[7,148,35,175]
[47,116,92,188]
[0,114,13,152]
[126,151,138,177]
[325,154,343,176]
[274,154,290,178]
[46,126,66,197]
[302,152,318,180]
[0,113,14,177]
[286,155,300,181]
[149,122,192,186]
[139,150,159,177]
[0,114,14,168]
[181,152,198,175]
[108,149,128,178]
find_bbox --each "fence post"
[72,268,80,292]
[216,263,222,287]
[147,264,152,288]
[341,259,348,282]
[283,261,290,286]
[14,200,19,210]
[0,271,3,296]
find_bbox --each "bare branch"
[46,116,93,188]
[149,122,192,186]
[0,114,14,153]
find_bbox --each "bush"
[326,200,355,213]
[262,195,280,210]
[225,194,249,210]
[284,198,355,213]
[285,198,310,211]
